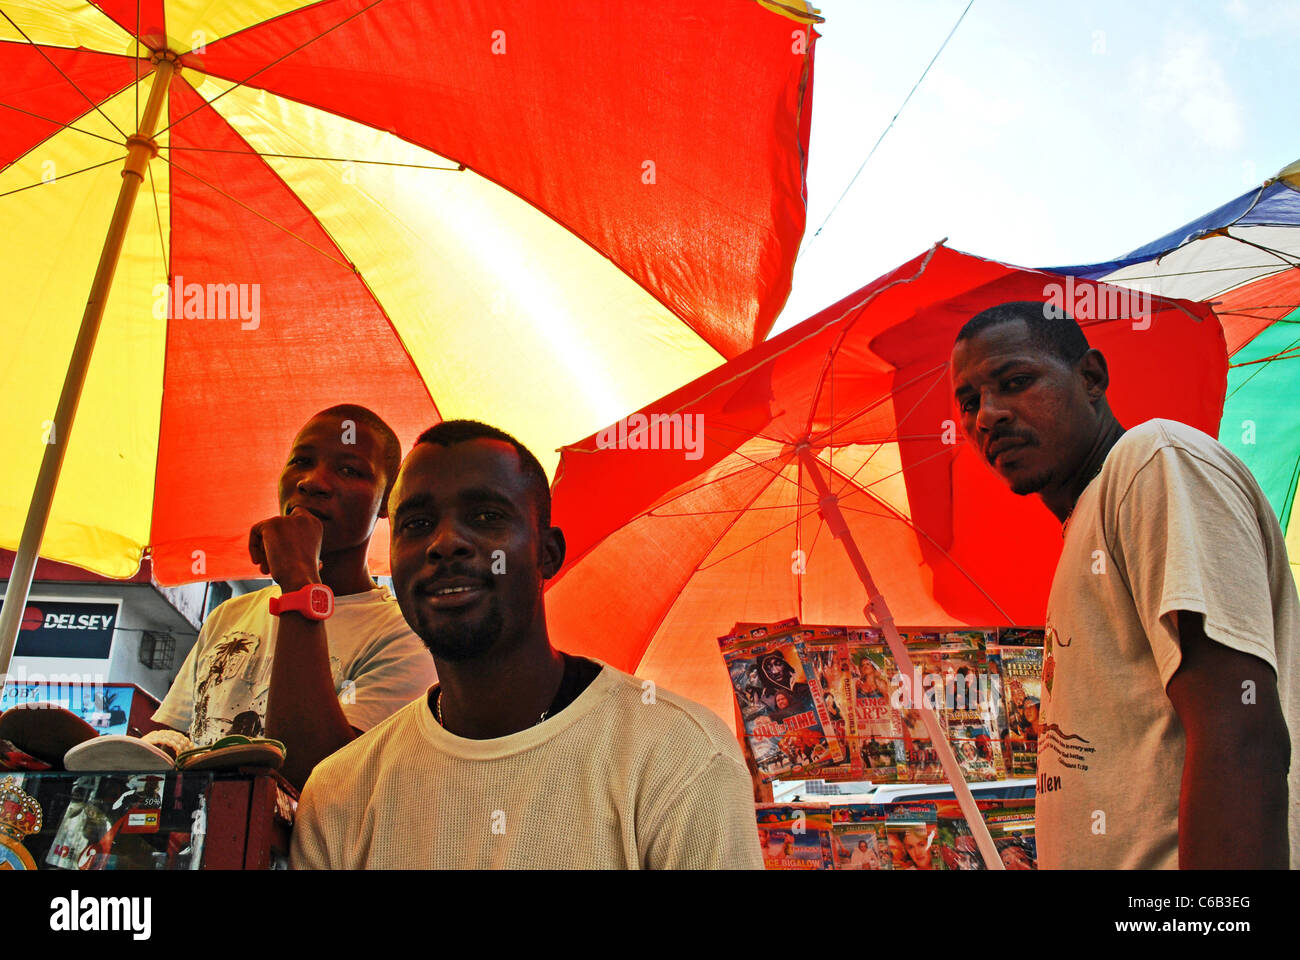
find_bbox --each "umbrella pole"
[795,444,1005,870]
[0,55,178,678]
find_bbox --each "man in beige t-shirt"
[291,420,763,869]
[950,301,1296,869]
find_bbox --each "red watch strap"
[269,584,334,619]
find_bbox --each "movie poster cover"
[985,647,1009,741]
[946,711,1005,781]
[882,802,944,870]
[846,639,907,782]
[797,627,853,775]
[898,707,944,782]
[941,629,992,651]
[755,803,834,870]
[830,804,888,869]
[997,646,1044,778]
[724,629,833,782]
[984,801,1038,869]
[933,798,991,871]
[998,628,1046,646]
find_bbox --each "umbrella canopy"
[1050,159,1300,584]
[0,0,818,585]
[546,244,1227,727]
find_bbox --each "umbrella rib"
[651,501,817,518]
[694,506,823,574]
[155,0,391,139]
[1219,231,1300,267]
[0,101,124,149]
[147,160,168,278]
[1230,347,1300,368]
[0,8,129,140]
[0,155,125,198]
[801,248,942,440]
[842,442,963,499]
[1103,262,1294,283]
[1228,337,1300,379]
[823,458,1016,623]
[693,494,820,574]
[644,446,817,520]
[160,154,351,270]
[156,145,464,171]
[134,0,140,127]
[1216,305,1300,320]
[829,362,949,498]
[633,466,794,671]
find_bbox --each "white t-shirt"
[154,584,437,746]
[290,663,765,869]
[1040,419,1298,869]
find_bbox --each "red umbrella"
[546,243,1228,865]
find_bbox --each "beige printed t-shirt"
[154,584,437,746]
[1040,419,1298,869]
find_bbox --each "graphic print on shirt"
[1037,624,1093,797]
[193,630,268,744]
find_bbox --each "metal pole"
[796,443,1004,870]
[0,55,177,678]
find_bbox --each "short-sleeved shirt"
[1040,419,1299,869]
[153,584,437,746]
[290,663,764,869]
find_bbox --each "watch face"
[308,587,332,617]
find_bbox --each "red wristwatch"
[269,583,334,620]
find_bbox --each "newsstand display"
[722,619,1044,869]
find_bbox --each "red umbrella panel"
[546,244,1228,730]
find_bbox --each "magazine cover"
[724,628,833,782]
[946,711,1005,781]
[898,708,944,782]
[984,801,1038,870]
[932,798,1003,870]
[830,803,889,869]
[985,647,1009,742]
[847,640,907,782]
[997,646,1044,778]
[881,801,944,870]
[998,628,1046,646]
[797,626,853,774]
[755,803,834,870]
[940,629,991,651]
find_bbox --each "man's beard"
[419,603,506,662]
[1009,468,1054,496]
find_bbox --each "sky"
[771,0,1300,335]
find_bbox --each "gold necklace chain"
[434,688,547,730]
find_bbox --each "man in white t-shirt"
[291,420,763,869]
[153,405,437,789]
[950,301,1296,869]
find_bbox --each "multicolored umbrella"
[0,0,817,620]
[546,244,1226,728]
[1050,159,1300,586]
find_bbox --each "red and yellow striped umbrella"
[0,0,819,612]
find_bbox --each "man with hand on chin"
[151,405,436,789]
[291,420,763,869]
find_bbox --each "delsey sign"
[2,599,120,660]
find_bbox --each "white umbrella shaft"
[796,445,1005,870]
[0,57,176,677]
